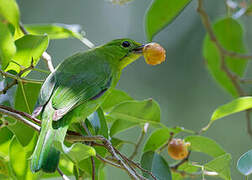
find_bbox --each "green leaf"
[110,119,138,137]
[203,17,247,97]
[145,0,192,41]
[97,108,108,139]
[143,127,181,153]
[55,141,96,164]
[8,83,41,146]
[24,23,84,39]
[202,96,252,132]
[237,149,252,176]
[0,0,20,27]
[0,22,16,69]
[0,127,13,158]
[108,99,161,126]
[141,151,172,180]
[101,89,133,112]
[204,153,232,180]
[5,34,49,76]
[185,135,226,158]
[172,162,199,180]
[9,136,37,180]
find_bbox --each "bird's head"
[100,38,144,70]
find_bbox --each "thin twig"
[157,132,174,154]
[197,0,252,136]
[0,60,39,95]
[0,69,43,84]
[0,105,41,124]
[113,148,155,180]
[96,154,122,169]
[0,105,153,180]
[19,22,55,72]
[197,0,245,96]
[197,0,252,60]
[170,151,191,170]
[0,107,40,131]
[57,167,70,180]
[129,128,146,160]
[91,156,95,180]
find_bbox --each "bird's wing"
[50,57,113,120]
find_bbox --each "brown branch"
[0,105,41,124]
[19,22,55,72]
[170,150,191,170]
[197,0,252,136]
[0,69,43,84]
[96,154,122,169]
[197,0,252,60]
[0,105,155,180]
[91,156,95,180]
[0,60,38,95]
[129,127,147,160]
[157,132,174,153]
[0,106,40,131]
[197,0,245,96]
[57,167,70,180]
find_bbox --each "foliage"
[1,0,252,179]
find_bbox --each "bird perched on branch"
[30,39,166,173]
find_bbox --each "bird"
[30,38,145,173]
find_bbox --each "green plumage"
[31,39,143,173]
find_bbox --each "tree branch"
[0,60,42,95]
[197,0,252,60]
[129,124,148,160]
[0,106,40,131]
[0,104,156,180]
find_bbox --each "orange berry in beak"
[143,43,166,65]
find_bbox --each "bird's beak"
[132,45,144,54]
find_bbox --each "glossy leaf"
[0,22,16,69]
[203,17,247,97]
[108,99,161,126]
[143,127,181,153]
[0,0,20,27]
[202,96,252,132]
[172,162,199,180]
[97,108,109,139]
[237,149,252,176]
[0,127,13,158]
[5,34,49,76]
[145,0,192,41]
[185,135,226,158]
[101,89,133,112]
[8,83,41,146]
[24,23,83,39]
[9,136,37,180]
[55,141,96,164]
[110,119,138,137]
[141,151,172,180]
[204,153,232,180]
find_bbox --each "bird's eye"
[122,41,130,48]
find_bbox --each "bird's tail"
[31,103,68,173]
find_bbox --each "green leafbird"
[31,39,145,173]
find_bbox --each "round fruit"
[143,42,166,65]
[167,138,190,160]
